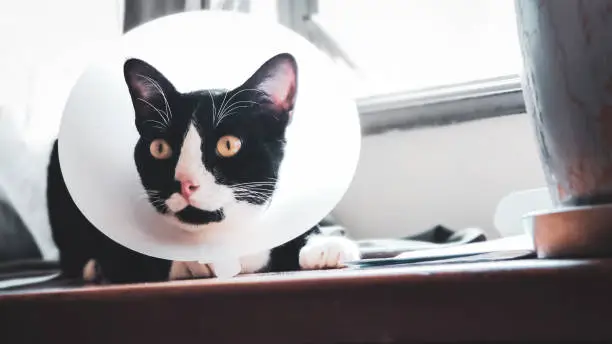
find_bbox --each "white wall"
[332,114,546,240]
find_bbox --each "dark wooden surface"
[1,258,612,343]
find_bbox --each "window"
[277,0,526,133]
[302,0,522,97]
[1,0,527,141]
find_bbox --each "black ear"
[241,53,298,114]
[123,58,177,133]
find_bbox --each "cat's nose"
[180,180,200,199]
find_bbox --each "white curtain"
[0,0,124,146]
[0,0,124,260]
[0,0,257,146]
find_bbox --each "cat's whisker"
[215,88,267,126]
[142,119,168,128]
[230,184,273,191]
[134,190,165,206]
[239,181,276,184]
[133,195,165,209]
[231,189,274,195]
[221,100,260,116]
[136,190,159,199]
[231,186,274,193]
[134,77,170,125]
[137,75,171,121]
[137,98,170,126]
[239,177,278,184]
[230,183,275,189]
[231,186,273,193]
[235,196,271,204]
[217,111,236,125]
[148,197,167,208]
[234,195,271,203]
[217,100,261,124]
[150,200,165,207]
[231,189,274,199]
[216,89,230,125]
[207,90,217,125]
[231,181,277,187]
[218,88,267,115]
[231,186,274,192]
[232,190,270,199]
[217,103,259,124]
[136,74,174,123]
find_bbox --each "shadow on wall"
[332,114,546,240]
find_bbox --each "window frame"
[275,0,527,135]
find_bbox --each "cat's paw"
[82,259,105,284]
[169,261,215,280]
[299,235,361,270]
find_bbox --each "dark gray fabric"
[0,188,41,262]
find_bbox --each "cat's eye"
[216,135,242,158]
[150,139,172,159]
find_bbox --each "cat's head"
[123,53,297,232]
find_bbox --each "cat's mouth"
[174,206,225,225]
[160,192,227,225]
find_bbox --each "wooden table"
[1,258,612,343]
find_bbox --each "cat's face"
[123,54,297,232]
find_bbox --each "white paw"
[169,261,215,280]
[82,259,101,282]
[169,251,271,280]
[299,235,361,270]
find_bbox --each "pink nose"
[180,180,200,198]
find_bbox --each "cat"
[47,53,360,284]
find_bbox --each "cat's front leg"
[169,261,215,280]
[169,250,271,280]
[299,235,361,270]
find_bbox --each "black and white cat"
[46,53,360,284]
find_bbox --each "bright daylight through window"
[278,0,523,98]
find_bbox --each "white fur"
[167,123,263,235]
[175,125,204,183]
[299,235,361,270]
[165,193,188,213]
[169,250,271,279]
[169,259,214,279]
[238,249,272,273]
[0,110,361,277]
[82,259,98,282]
[169,234,360,280]
[174,124,234,212]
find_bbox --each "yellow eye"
[149,139,172,159]
[216,135,242,158]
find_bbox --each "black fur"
[46,53,321,284]
[125,54,296,223]
[48,140,321,283]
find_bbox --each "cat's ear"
[241,53,298,114]
[123,58,177,129]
